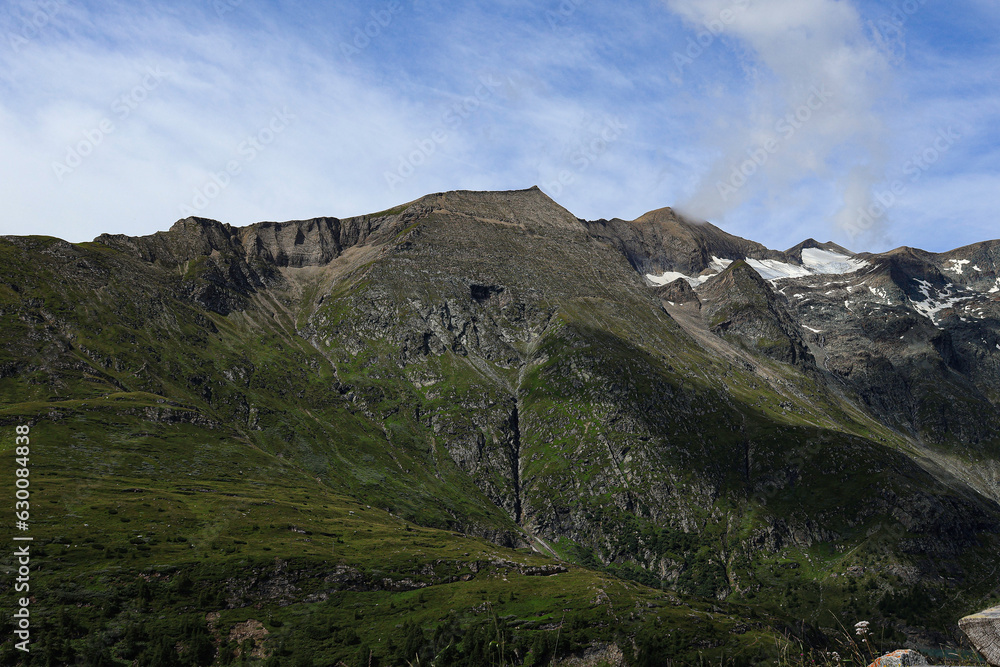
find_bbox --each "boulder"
[867,649,927,666]
[960,605,1000,666]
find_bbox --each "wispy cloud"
[0,2,450,239]
[663,0,891,241]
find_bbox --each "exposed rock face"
[698,260,813,365]
[582,207,785,277]
[227,620,270,660]
[654,278,701,307]
[240,216,380,267]
[960,606,1000,666]
[96,213,403,269]
[553,643,627,667]
[93,211,414,313]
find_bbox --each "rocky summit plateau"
[2,186,999,665]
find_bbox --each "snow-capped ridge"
[647,249,867,286]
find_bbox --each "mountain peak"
[410,186,583,232]
[698,258,813,365]
[583,208,783,279]
[168,215,232,233]
[784,238,855,262]
[701,258,767,292]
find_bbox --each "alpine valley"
[2,187,999,666]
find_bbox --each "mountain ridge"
[67,185,1000,513]
[77,185,999,280]
[2,186,999,663]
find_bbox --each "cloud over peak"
[665,0,892,241]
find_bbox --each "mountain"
[1,187,999,665]
[697,260,813,366]
[582,207,787,278]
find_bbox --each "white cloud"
[0,2,661,240]
[0,7,459,240]
[663,0,892,241]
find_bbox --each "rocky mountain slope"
[1,187,999,664]
[630,210,1000,505]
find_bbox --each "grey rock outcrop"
[960,606,1000,666]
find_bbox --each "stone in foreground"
[960,606,1000,666]
[868,649,927,666]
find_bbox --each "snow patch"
[801,248,869,275]
[647,256,733,287]
[647,271,697,287]
[945,259,971,274]
[708,256,733,272]
[867,285,892,303]
[802,325,823,333]
[648,251,866,287]
[745,258,813,281]
[911,279,976,325]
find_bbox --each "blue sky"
[1,0,997,252]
